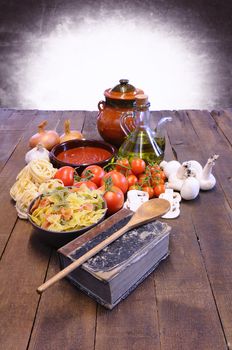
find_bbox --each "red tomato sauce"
[57,146,112,165]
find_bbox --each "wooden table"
[0,108,232,350]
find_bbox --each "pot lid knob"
[111,79,136,93]
[104,79,144,100]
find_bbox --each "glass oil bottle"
[118,94,164,164]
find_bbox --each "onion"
[29,121,60,151]
[60,119,84,143]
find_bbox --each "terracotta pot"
[97,79,144,148]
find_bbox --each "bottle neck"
[134,109,150,129]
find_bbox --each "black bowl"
[50,139,117,173]
[28,191,107,249]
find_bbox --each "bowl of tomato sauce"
[50,139,117,172]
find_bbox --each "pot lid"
[104,79,144,100]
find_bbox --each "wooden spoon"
[37,198,170,294]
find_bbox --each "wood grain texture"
[95,274,160,350]
[28,252,97,350]
[0,110,63,255]
[0,219,51,350]
[0,108,231,350]
[155,109,229,349]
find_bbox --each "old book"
[58,209,171,309]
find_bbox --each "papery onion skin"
[60,119,84,143]
[29,121,60,151]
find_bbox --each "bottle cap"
[134,94,150,109]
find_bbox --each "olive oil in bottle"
[118,95,164,164]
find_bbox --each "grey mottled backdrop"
[0,0,232,110]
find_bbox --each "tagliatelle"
[10,159,63,219]
[29,186,106,232]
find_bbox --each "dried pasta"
[29,186,106,232]
[10,159,63,219]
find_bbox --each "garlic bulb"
[182,160,202,178]
[25,144,50,164]
[160,160,181,178]
[180,177,200,200]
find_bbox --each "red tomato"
[131,158,146,175]
[101,170,128,194]
[103,185,124,214]
[73,180,97,190]
[153,184,165,197]
[54,166,75,186]
[115,158,130,173]
[127,174,138,187]
[142,186,154,199]
[81,165,105,186]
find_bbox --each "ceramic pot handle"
[120,112,135,136]
[98,100,105,111]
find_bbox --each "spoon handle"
[37,224,130,294]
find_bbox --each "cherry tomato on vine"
[115,158,130,173]
[153,184,165,197]
[102,185,124,214]
[101,170,128,194]
[81,165,105,186]
[142,186,154,199]
[54,166,75,186]
[131,158,146,175]
[127,174,138,188]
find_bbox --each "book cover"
[58,209,171,309]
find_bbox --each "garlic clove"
[180,177,200,200]
[200,174,216,191]
[167,173,184,191]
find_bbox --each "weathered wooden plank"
[0,108,14,122]
[154,110,230,349]
[155,203,227,349]
[0,111,62,256]
[211,109,232,145]
[55,110,86,135]
[81,111,102,140]
[185,110,232,347]
[157,290,226,350]
[28,252,97,350]
[95,274,160,350]
[0,219,51,350]
[0,109,38,130]
[0,130,23,173]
